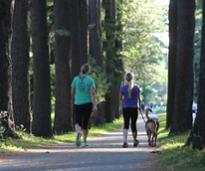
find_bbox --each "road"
[0,117,160,171]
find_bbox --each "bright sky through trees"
[156,0,169,5]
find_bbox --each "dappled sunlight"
[161,143,184,150]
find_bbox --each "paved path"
[0,117,160,171]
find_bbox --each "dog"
[144,108,159,147]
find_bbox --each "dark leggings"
[75,103,93,129]
[123,108,138,132]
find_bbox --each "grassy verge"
[159,113,205,171]
[0,117,123,153]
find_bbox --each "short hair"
[80,63,90,74]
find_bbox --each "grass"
[159,113,205,171]
[0,117,123,153]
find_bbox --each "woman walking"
[120,73,141,148]
[71,64,97,147]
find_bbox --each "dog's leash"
[139,109,146,123]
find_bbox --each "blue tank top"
[120,84,140,108]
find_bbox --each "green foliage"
[101,0,124,92]
[89,57,110,103]
[121,0,168,105]
[159,113,205,171]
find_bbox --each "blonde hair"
[126,73,134,97]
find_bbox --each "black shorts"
[75,103,93,129]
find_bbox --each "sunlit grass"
[159,113,205,171]
[0,117,123,153]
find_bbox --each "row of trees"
[167,0,205,149]
[0,0,167,139]
[0,0,125,137]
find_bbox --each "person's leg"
[82,103,92,146]
[75,105,83,146]
[122,108,130,147]
[131,109,139,147]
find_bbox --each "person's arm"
[137,86,141,109]
[71,77,76,102]
[71,87,75,101]
[138,93,141,110]
[90,88,97,111]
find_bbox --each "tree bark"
[167,0,177,129]
[114,0,124,118]
[71,0,81,77]
[103,0,117,122]
[171,0,195,132]
[0,0,19,138]
[88,0,102,65]
[71,0,88,77]
[190,0,205,149]
[11,0,30,132]
[79,0,88,64]
[31,0,52,137]
[54,0,72,133]
[0,0,13,119]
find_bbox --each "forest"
[0,0,205,151]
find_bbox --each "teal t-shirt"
[71,75,95,105]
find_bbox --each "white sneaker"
[81,142,88,147]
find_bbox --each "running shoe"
[122,142,128,148]
[81,142,88,147]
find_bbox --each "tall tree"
[103,0,119,122]
[0,0,17,137]
[114,0,124,118]
[88,0,102,65]
[71,0,81,77]
[31,0,52,137]
[79,0,88,64]
[171,0,195,132]
[167,0,177,129]
[71,0,88,77]
[11,0,30,132]
[54,0,72,133]
[189,0,205,149]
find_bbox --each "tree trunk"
[171,0,195,132]
[190,0,205,149]
[0,0,12,113]
[54,0,72,133]
[198,0,205,146]
[71,0,82,77]
[71,0,88,77]
[0,0,18,138]
[88,0,102,65]
[114,0,124,118]
[79,0,88,64]
[103,0,117,122]
[166,0,177,129]
[31,0,52,137]
[11,0,30,132]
